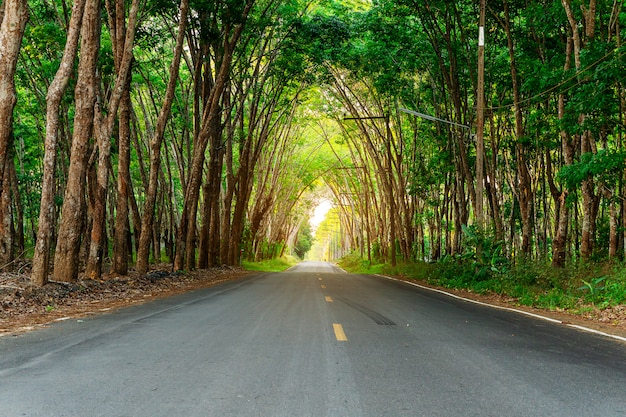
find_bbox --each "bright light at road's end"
[310,199,332,235]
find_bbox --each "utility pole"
[475,0,486,232]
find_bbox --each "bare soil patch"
[0,266,251,336]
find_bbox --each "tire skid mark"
[335,296,396,326]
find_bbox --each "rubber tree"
[31,0,87,286]
[52,0,101,282]
[135,0,190,274]
[0,0,28,269]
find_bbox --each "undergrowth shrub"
[340,248,626,313]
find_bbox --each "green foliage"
[296,14,352,67]
[293,222,313,259]
[578,276,607,306]
[343,252,626,318]
[337,251,385,275]
[8,0,626,281]
[457,225,508,281]
[560,150,626,188]
[242,256,299,272]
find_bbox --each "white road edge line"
[376,274,626,344]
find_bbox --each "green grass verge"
[338,251,626,314]
[242,255,299,272]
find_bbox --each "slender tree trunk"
[135,0,189,274]
[112,85,132,274]
[53,0,101,282]
[580,131,597,259]
[552,34,576,268]
[0,152,12,269]
[502,0,533,256]
[31,0,86,286]
[85,0,141,279]
[198,182,211,269]
[485,111,504,243]
[208,134,225,267]
[0,0,28,194]
[175,4,253,270]
[85,111,111,279]
[608,189,618,258]
[110,0,134,275]
[0,0,28,270]
[221,130,235,264]
[562,0,597,260]
[385,117,397,267]
[623,180,626,260]
[228,152,252,266]
[198,111,223,268]
[9,158,23,255]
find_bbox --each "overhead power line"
[398,108,472,130]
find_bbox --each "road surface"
[1,261,625,416]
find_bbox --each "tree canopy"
[0,0,625,285]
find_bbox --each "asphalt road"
[1,261,626,416]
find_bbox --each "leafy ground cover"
[0,256,301,336]
[0,266,251,336]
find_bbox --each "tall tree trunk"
[0,0,28,270]
[198,111,223,268]
[112,84,132,274]
[385,117,397,267]
[0,0,28,196]
[580,130,597,260]
[31,0,86,286]
[174,3,253,270]
[562,0,597,260]
[552,33,576,268]
[0,151,12,269]
[208,132,225,267]
[228,144,254,265]
[9,157,23,256]
[85,0,141,279]
[608,189,618,259]
[135,0,189,274]
[53,0,101,282]
[485,110,504,243]
[220,114,235,264]
[198,182,211,268]
[501,0,533,256]
[110,0,134,275]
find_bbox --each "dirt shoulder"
[0,266,252,337]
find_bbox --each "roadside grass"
[338,251,626,314]
[337,252,385,275]
[242,255,299,272]
[337,252,436,279]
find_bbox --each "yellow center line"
[318,277,323,281]
[325,296,333,302]
[333,323,348,341]
[321,284,326,289]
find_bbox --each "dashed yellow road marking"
[333,323,348,341]
[325,296,333,302]
[321,284,326,289]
